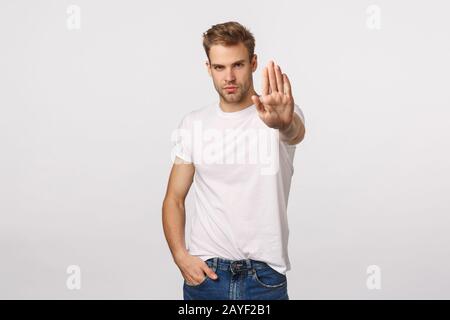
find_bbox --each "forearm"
[279,113,305,144]
[162,198,189,263]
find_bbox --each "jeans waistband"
[206,257,270,275]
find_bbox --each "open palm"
[251,60,295,131]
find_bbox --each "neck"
[219,87,258,112]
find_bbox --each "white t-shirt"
[172,101,305,275]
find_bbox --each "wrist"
[280,116,295,135]
[173,249,189,263]
[281,119,294,133]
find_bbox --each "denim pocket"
[253,265,287,288]
[184,259,215,288]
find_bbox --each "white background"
[0,0,449,299]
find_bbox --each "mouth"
[224,86,238,93]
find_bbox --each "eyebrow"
[211,59,246,68]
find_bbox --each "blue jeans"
[183,257,289,300]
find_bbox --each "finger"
[268,60,278,93]
[283,73,292,97]
[192,275,207,285]
[262,67,269,96]
[185,272,203,285]
[203,265,218,279]
[275,63,284,94]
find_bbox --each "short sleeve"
[171,115,193,164]
[294,104,305,126]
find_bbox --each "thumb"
[204,265,218,280]
[252,95,265,114]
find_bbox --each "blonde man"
[162,21,306,300]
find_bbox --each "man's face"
[206,42,257,104]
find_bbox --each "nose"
[225,68,236,82]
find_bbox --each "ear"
[251,54,257,72]
[206,60,211,77]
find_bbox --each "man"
[162,21,305,300]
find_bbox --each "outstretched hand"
[251,60,295,131]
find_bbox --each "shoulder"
[177,102,216,127]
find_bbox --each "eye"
[214,66,223,70]
[235,63,243,67]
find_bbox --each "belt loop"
[247,259,253,275]
[212,257,218,273]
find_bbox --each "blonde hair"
[202,21,255,62]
